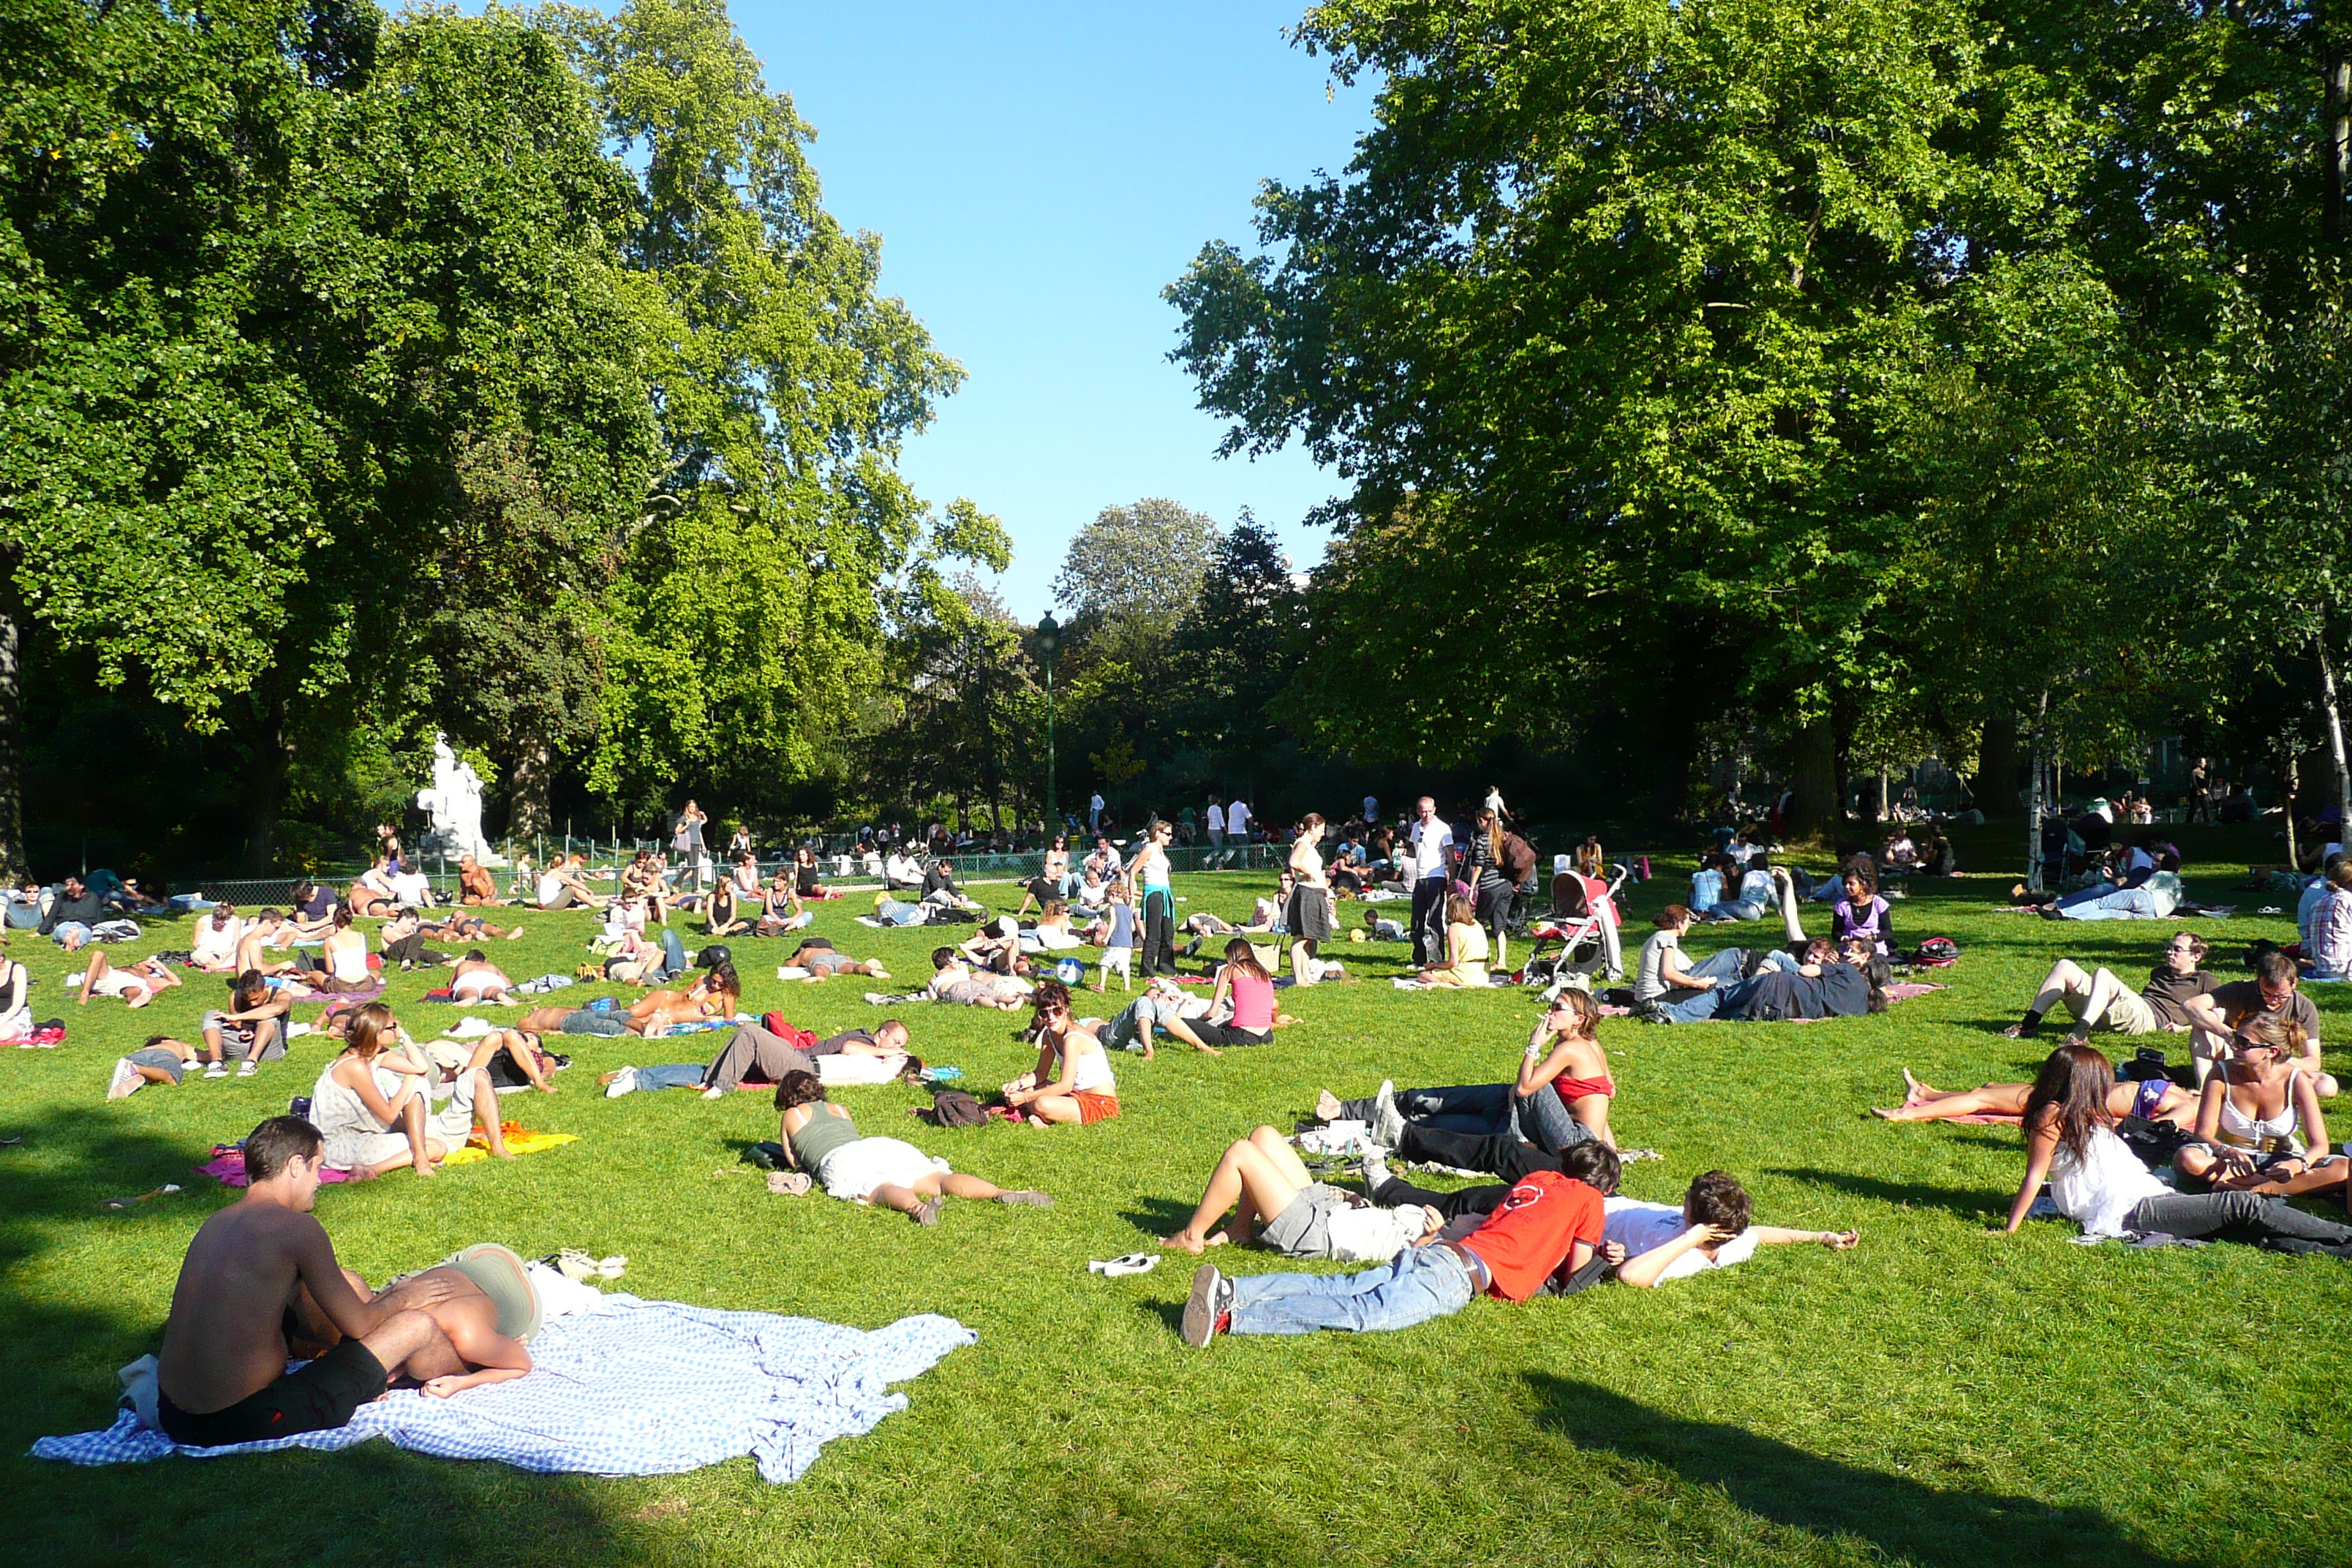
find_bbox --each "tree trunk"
[2025,690,2049,893]
[2327,51,2351,245]
[2319,635,2352,832]
[1647,707,1697,826]
[0,566,26,881]
[2285,749,2302,871]
[508,738,554,838]
[1788,718,1840,844]
[240,696,293,875]
[1978,713,2018,815]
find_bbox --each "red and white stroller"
[1518,858,1627,985]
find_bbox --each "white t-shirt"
[1604,1197,1761,1280]
[535,871,565,905]
[389,870,431,905]
[1409,818,1453,879]
[1206,804,1226,832]
[1326,1202,1431,1263]
[1090,793,1104,815]
[192,917,244,964]
[1227,800,1251,837]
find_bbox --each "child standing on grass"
[1096,883,1137,992]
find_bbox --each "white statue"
[417,734,504,865]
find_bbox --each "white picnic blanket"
[31,1297,973,1483]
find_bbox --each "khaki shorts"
[2075,973,2156,1034]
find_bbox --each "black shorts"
[157,1336,387,1447]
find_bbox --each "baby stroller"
[1518,864,1627,985]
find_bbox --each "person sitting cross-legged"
[1178,1141,1621,1346]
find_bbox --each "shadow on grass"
[1767,1166,1994,1221]
[1524,1372,2185,1567]
[1117,1196,1197,1237]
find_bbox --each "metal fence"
[167,841,1297,908]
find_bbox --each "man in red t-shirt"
[1181,1145,1618,1346]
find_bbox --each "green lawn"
[3,826,2348,1567]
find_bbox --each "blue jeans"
[657,927,688,980]
[634,1063,705,1090]
[875,897,927,927]
[1336,1082,1581,1150]
[48,921,91,946]
[1653,946,1752,1022]
[1226,1245,1476,1335]
[2058,886,2161,921]
[1705,900,1767,921]
[1790,868,1841,903]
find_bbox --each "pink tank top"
[1229,970,1276,1032]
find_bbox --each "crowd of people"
[31,774,2350,1455]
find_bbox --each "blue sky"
[726,1,1379,618]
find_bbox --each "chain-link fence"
[167,840,1294,908]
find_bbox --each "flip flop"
[1088,1254,1158,1277]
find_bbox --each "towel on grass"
[31,1297,975,1483]
[440,1126,579,1166]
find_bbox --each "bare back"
[158,1201,339,1414]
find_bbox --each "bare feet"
[913,1196,944,1226]
[1316,1089,1343,1121]
[1162,1230,1206,1254]
[995,1190,1052,1206]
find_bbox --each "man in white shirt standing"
[1205,796,1226,854]
[1226,797,1252,846]
[1407,796,1454,968]
[1090,792,1106,834]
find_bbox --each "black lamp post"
[1036,611,1061,836]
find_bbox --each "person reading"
[153,1116,459,1447]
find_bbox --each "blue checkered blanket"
[29,1296,973,1482]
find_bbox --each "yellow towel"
[442,1129,579,1166]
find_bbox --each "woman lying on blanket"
[77,950,184,1008]
[516,967,736,1039]
[291,1257,532,1400]
[1315,992,1618,1174]
[776,1071,1049,1224]
[1872,1067,2198,1126]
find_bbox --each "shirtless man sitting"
[154,1117,459,1447]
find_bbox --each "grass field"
[3,823,2348,1568]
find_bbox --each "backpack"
[929,1088,987,1128]
[760,1012,820,1050]
[1912,936,1960,967]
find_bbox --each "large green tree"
[0,0,663,870]
[562,0,998,824]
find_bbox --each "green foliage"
[566,0,989,819]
